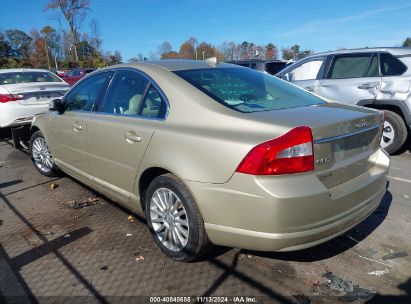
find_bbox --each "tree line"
[0,0,122,69]
[130,39,314,63]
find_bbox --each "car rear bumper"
[186,148,389,251]
[0,102,48,128]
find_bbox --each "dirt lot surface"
[1,130,410,304]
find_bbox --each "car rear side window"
[140,85,168,118]
[175,68,324,113]
[99,70,149,115]
[65,72,110,112]
[0,71,62,85]
[380,53,407,76]
[328,53,372,79]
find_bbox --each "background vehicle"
[61,68,96,86]
[227,59,291,75]
[276,48,411,154]
[0,69,69,129]
[56,69,71,78]
[29,60,389,262]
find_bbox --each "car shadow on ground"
[393,135,411,155]
[0,187,107,304]
[0,128,12,141]
[365,278,411,304]
[242,190,393,263]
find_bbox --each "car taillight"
[0,94,23,103]
[236,126,314,175]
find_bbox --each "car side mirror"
[49,99,65,114]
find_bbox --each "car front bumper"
[186,148,390,251]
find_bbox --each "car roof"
[0,68,53,74]
[309,47,411,58]
[227,59,288,63]
[107,59,240,72]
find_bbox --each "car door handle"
[73,122,83,132]
[358,83,378,90]
[125,131,142,143]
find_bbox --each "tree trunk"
[44,39,51,69]
[70,28,78,62]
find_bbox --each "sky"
[1,0,411,61]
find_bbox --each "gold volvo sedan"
[29,60,390,261]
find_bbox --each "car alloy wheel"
[381,120,395,149]
[31,137,54,174]
[149,187,189,252]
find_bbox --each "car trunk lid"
[246,103,383,188]
[1,82,69,105]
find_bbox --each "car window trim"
[325,52,374,80]
[320,55,333,80]
[362,52,379,78]
[93,67,170,121]
[136,83,153,115]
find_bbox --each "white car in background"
[276,48,411,154]
[0,69,70,128]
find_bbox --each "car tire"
[144,173,212,262]
[381,110,407,155]
[29,131,59,177]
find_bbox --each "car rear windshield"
[174,68,324,113]
[265,62,287,75]
[67,69,82,76]
[0,71,62,85]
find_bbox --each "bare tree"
[229,42,241,60]
[46,0,90,62]
[157,41,172,57]
[89,18,102,53]
[148,51,158,61]
[129,53,144,62]
[218,41,230,61]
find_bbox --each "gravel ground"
[0,129,410,304]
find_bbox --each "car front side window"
[284,58,325,81]
[65,72,110,112]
